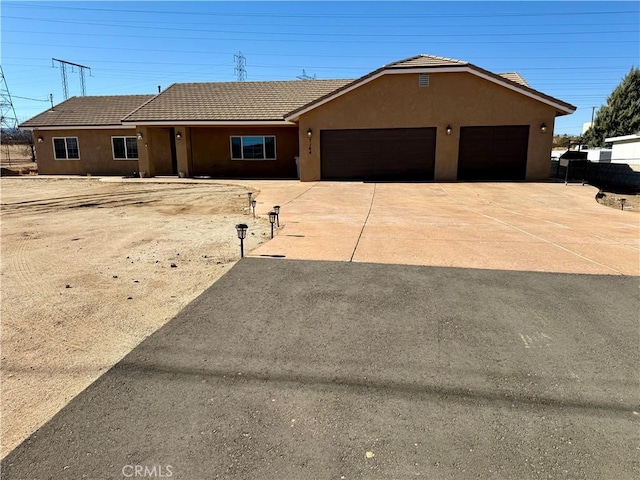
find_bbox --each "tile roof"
[385,54,468,68]
[123,80,353,123]
[20,54,574,128]
[20,95,154,127]
[498,72,530,87]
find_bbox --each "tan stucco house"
[21,54,576,181]
[21,95,154,176]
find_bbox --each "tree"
[1,128,35,162]
[582,67,640,147]
[552,133,580,148]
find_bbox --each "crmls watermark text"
[121,465,173,478]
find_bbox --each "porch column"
[174,127,192,177]
[298,120,320,181]
[434,124,459,181]
[136,127,156,178]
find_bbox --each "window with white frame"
[53,137,80,160]
[112,136,139,160]
[230,136,276,160]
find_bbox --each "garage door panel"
[458,126,529,181]
[321,128,436,181]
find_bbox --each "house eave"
[121,120,296,127]
[605,134,640,144]
[23,124,136,131]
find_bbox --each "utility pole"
[52,58,91,99]
[296,69,316,80]
[591,106,596,125]
[234,52,246,81]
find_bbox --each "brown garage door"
[320,128,436,181]
[457,126,529,181]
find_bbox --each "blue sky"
[2,1,639,135]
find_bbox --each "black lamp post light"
[620,198,627,211]
[251,199,257,218]
[268,211,277,239]
[235,223,248,258]
[273,205,280,227]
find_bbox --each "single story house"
[21,54,576,182]
[604,133,640,165]
[21,95,154,176]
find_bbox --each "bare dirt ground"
[596,190,639,212]
[0,177,270,458]
[0,145,37,176]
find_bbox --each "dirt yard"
[1,145,37,176]
[0,178,270,458]
[596,190,639,212]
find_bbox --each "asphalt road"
[3,258,638,479]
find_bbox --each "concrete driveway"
[246,182,639,275]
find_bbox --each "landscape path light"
[620,198,627,211]
[247,192,253,207]
[251,199,257,218]
[273,205,280,227]
[268,211,277,239]
[235,223,248,258]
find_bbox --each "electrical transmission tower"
[1,66,18,131]
[234,52,247,81]
[1,65,19,165]
[52,58,91,99]
[296,69,316,80]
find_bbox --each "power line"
[3,2,637,18]
[4,16,638,38]
[3,28,637,45]
[6,14,639,30]
[2,50,638,62]
[10,95,50,102]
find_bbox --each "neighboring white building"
[586,149,612,162]
[605,133,640,165]
[551,147,611,162]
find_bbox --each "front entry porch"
[137,125,299,179]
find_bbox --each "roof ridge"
[171,79,354,86]
[384,53,468,69]
[418,53,467,64]
[384,54,424,67]
[121,86,175,121]
[121,78,355,123]
[66,94,154,99]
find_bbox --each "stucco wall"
[297,71,558,181]
[33,128,140,176]
[190,126,299,178]
[149,128,175,175]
